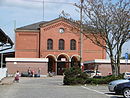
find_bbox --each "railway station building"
[6,17,106,75]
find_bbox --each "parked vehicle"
[124,72,130,79]
[83,70,101,77]
[114,82,130,98]
[108,79,130,92]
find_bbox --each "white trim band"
[6,58,48,62]
[84,59,130,64]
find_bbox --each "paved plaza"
[0,76,123,98]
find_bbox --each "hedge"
[63,67,124,85]
[63,67,89,85]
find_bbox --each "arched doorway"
[57,54,69,75]
[46,55,56,73]
[71,56,80,68]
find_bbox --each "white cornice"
[15,30,40,32]
[84,59,130,64]
[6,58,48,62]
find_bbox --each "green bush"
[63,67,89,85]
[84,74,124,85]
[63,67,124,85]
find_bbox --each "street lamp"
[80,0,84,67]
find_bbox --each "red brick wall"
[15,19,106,61]
[15,32,39,58]
[40,21,80,58]
[6,62,48,75]
[98,63,130,76]
[83,36,105,61]
[40,20,106,61]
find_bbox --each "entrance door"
[47,56,56,73]
[57,54,70,75]
[57,62,66,75]
[71,56,80,68]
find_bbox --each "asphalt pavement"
[0,76,124,98]
[0,76,14,85]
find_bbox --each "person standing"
[37,67,41,77]
[28,67,32,77]
[14,71,20,83]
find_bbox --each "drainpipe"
[39,30,41,58]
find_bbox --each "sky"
[0,0,79,40]
[0,0,129,56]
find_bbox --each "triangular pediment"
[40,17,79,28]
[40,17,80,34]
[15,17,81,34]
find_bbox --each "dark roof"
[15,17,97,34]
[16,21,47,30]
[0,29,14,46]
[16,17,79,31]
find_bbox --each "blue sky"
[0,0,129,56]
[0,0,79,40]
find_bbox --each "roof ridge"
[16,21,47,30]
[15,17,81,31]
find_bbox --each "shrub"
[63,67,89,85]
[84,74,124,85]
[63,68,124,85]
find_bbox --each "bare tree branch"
[82,0,130,76]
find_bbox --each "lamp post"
[80,0,84,67]
[43,0,44,20]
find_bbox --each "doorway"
[57,54,69,75]
[71,56,80,68]
[47,56,56,73]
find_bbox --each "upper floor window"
[70,39,76,50]
[47,39,53,50]
[59,39,64,50]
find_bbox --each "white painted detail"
[61,58,66,61]
[6,58,48,62]
[84,59,130,64]
[14,62,17,64]
[0,68,7,80]
[81,86,112,97]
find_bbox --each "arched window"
[70,39,76,50]
[47,39,53,50]
[59,39,64,50]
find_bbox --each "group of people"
[27,67,41,77]
[13,67,41,83]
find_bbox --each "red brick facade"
[15,17,106,75]
[6,58,48,76]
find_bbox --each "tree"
[82,0,130,76]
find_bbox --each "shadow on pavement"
[105,92,118,95]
